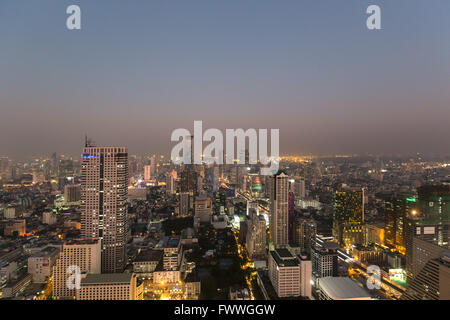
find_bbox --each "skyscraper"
[402,251,450,300]
[81,145,129,273]
[246,209,267,259]
[269,171,289,248]
[384,195,415,254]
[332,187,365,247]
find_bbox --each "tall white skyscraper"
[81,146,128,273]
[269,171,289,248]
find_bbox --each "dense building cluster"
[0,149,449,300]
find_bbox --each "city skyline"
[1,0,450,159]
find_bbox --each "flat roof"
[30,246,59,258]
[318,277,371,300]
[270,250,299,267]
[80,273,133,285]
[134,249,163,263]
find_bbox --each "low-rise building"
[317,277,371,300]
[76,273,142,300]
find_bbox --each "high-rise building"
[332,187,365,247]
[246,209,267,259]
[288,192,295,243]
[52,239,101,299]
[402,251,450,300]
[65,184,81,204]
[81,146,128,273]
[268,249,301,298]
[405,184,450,278]
[311,237,339,281]
[194,196,212,223]
[144,165,152,181]
[269,171,289,248]
[166,172,175,194]
[293,215,317,256]
[179,169,198,195]
[179,192,190,217]
[294,179,306,199]
[384,195,416,253]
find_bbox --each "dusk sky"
[1,0,449,159]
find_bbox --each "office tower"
[81,146,128,273]
[298,255,312,299]
[144,165,152,181]
[52,239,101,299]
[402,251,450,300]
[194,195,212,223]
[332,187,365,247]
[288,192,295,243]
[76,273,141,300]
[212,166,220,191]
[246,209,267,259]
[150,155,156,177]
[404,217,449,278]
[166,172,175,194]
[311,237,339,281]
[405,184,450,278]
[58,159,74,178]
[384,195,415,253]
[409,237,447,279]
[294,179,306,199]
[269,171,289,248]
[179,169,198,195]
[268,249,301,298]
[0,156,10,180]
[364,223,385,246]
[64,184,81,204]
[179,192,190,217]
[293,216,317,256]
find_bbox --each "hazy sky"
[1,0,449,159]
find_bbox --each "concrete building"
[52,239,101,299]
[332,187,365,247]
[28,246,60,283]
[268,248,301,298]
[64,184,81,204]
[311,239,339,280]
[269,171,289,248]
[76,273,142,300]
[298,255,312,299]
[3,206,16,219]
[194,196,212,223]
[246,210,267,259]
[402,251,450,300]
[4,219,26,237]
[81,146,128,273]
[42,211,57,225]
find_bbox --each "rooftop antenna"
[85,134,95,147]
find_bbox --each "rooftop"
[318,277,371,300]
[270,249,299,267]
[80,273,133,285]
[134,249,163,263]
